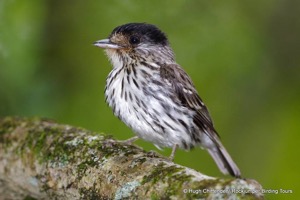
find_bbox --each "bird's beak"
[93,39,122,49]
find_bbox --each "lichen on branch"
[0,117,264,199]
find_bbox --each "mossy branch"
[0,117,263,199]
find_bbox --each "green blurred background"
[1,0,299,198]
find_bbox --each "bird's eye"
[129,35,140,45]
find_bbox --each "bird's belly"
[105,78,194,149]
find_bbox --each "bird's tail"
[207,144,241,178]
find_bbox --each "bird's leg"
[169,144,179,161]
[120,136,139,145]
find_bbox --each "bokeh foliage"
[1,0,299,199]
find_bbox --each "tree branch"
[0,117,264,199]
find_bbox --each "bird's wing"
[160,63,220,139]
[160,64,241,177]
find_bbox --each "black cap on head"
[110,23,168,46]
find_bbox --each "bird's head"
[94,23,175,66]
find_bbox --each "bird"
[94,23,241,177]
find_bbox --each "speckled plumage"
[94,23,241,177]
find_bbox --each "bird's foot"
[102,136,140,150]
[146,150,160,158]
[119,136,139,146]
